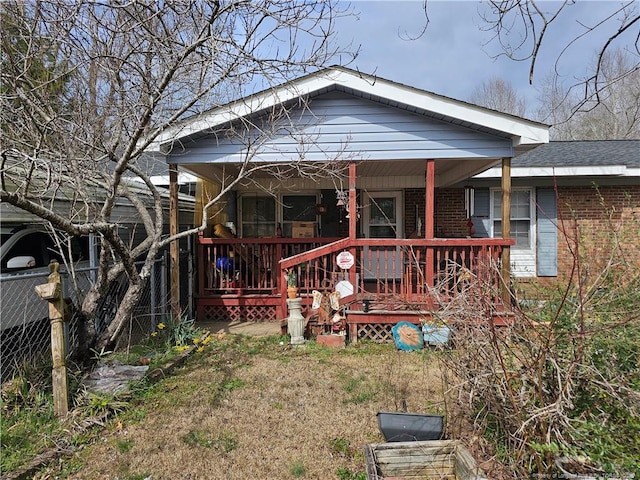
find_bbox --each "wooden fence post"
[35,260,69,417]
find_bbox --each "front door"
[362,191,403,280]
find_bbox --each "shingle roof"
[513,140,640,168]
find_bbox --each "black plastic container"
[376,412,444,442]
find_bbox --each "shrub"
[438,198,640,477]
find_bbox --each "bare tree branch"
[1,0,357,353]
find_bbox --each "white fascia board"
[153,73,340,151]
[474,165,631,178]
[152,67,549,152]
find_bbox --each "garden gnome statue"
[286,297,305,345]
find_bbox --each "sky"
[331,0,639,117]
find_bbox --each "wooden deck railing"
[198,235,513,313]
[197,236,342,295]
[279,238,513,311]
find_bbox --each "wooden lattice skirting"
[197,304,278,323]
[353,323,395,342]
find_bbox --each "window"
[491,189,532,248]
[241,196,276,237]
[367,195,399,239]
[281,195,317,237]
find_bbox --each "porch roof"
[150,66,549,188]
[152,66,549,154]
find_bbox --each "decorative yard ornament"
[392,322,424,351]
[286,298,305,345]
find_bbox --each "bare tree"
[536,48,640,139]
[478,1,639,112]
[1,0,356,354]
[468,76,528,117]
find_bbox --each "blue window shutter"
[472,189,490,237]
[536,188,557,276]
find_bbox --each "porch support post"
[348,161,357,240]
[500,157,511,303]
[348,161,358,290]
[169,163,181,321]
[425,159,435,288]
[425,159,435,239]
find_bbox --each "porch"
[196,235,513,342]
[156,66,549,341]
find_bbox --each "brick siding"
[555,184,640,281]
[434,188,468,238]
[405,185,639,282]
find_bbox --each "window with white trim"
[490,188,533,248]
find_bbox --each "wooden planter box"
[364,440,486,480]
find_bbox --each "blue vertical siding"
[536,188,558,276]
[472,188,491,237]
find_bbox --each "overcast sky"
[332,1,638,117]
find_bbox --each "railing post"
[278,243,287,319]
[349,246,358,296]
[198,232,205,294]
[35,260,69,417]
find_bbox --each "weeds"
[330,437,353,457]
[220,377,245,391]
[340,373,378,404]
[438,191,640,477]
[115,438,134,454]
[181,429,213,448]
[75,390,129,417]
[289,460,306,477]
[336,468,367,480]
[214,430,238,453]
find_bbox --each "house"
[469,140,640,284]
[152,65,550,341]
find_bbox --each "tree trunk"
[95,281,146,350]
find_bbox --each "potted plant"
[285,268,297,298]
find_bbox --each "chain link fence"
[0,255,183,381]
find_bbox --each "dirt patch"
[36,338,509,479]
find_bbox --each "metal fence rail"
[1,256,170,381]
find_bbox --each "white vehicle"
[0,226,93,332]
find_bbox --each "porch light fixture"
[464,185,475,219]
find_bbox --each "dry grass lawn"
[37,336,505,480]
